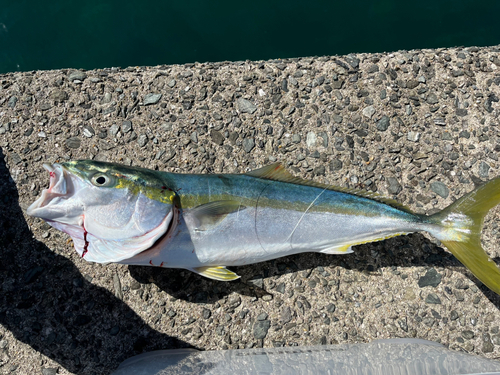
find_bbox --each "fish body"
[124,172,428,268]
[27,160,500,294]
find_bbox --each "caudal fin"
[429,177,500,295]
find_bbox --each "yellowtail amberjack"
[27,160,500,295]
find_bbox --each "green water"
[0,0,499,73]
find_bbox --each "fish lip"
[27,163,69,216]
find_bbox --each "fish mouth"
[27,163,75,218]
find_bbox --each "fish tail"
[428,177,500,295]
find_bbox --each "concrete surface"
[2,46,500,374]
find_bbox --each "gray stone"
[190,132,198,143]
[138,134,149,147]
[122,120,133,133]
[318,132,328,147]
[346,55,360,68]
[68,71,87,81]
[167,79,176,88]
[128,131,137,143]
[49,89,69,101]
[210,130,224,145]
[8,96,17,108]
[257,312,268,321]
[398,318,408,332]
[314,165,326,176]
[407,80,419,89]
[242,138,255,153]
[113,272,123,300]
[427,93,439,104]
[418,269,442,288]
[102,92,112,104]
[434,118,446,126]
[253,320,271,339]
[109,124,120,136]
[281,307,292,324]
[143,93,162,105]
[10,153,22,165]
[326,303,336,313]
[41,368,58,375]
[483,340,494,353]
[333,115,343,124]
[479,161,490,178]
[362,106,375,119]
[492,334,500,345]
[330,159,342,171]
[202,308,211,319]
[422,317,435,327]
[462,330,475,340]
[24,127,33,137]
[247,276,264,289]
[292,134,301,143]
[425,293,442,304]
[276,283,285,294]
[83,125,95,138]
[377,116,390,131]
[386,177,402,195]
[237,98,257,114]
[430,181,449,198]
[40,102,53,111]
[66,137,81,149]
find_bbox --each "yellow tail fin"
[430,177,500,295]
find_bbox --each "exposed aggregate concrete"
[2,46,500,374]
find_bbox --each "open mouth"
[43,163,67,198]
[27,163,68,216]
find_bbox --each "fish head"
[27,160,177,263]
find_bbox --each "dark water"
[0,0,499,73]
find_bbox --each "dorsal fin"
[245,163,295,180]
[245,163,412,213]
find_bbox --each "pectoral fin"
[191,266,240,281]
[189,200,246,231]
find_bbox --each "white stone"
[362,106,375,118]
[306,132,317,148]
[407,131,420,142]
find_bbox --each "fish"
[27,160,500,295]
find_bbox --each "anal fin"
[319,244,354,255]
[318,233,407,255]
[191,266,240,281]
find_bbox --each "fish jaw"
[27,163,85,225]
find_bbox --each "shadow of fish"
[27,161,500,295]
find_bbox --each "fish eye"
[91,173,115,187]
